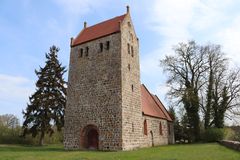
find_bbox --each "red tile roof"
[141,84,173,121]
[152,95,173,121]
[72,14,127,46]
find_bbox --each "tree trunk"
[205,69,213,129]
[39,131,45,146]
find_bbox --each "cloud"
[216,16,240,65]
[0,74,34,102]
[53,0,109,16]
[141,0,199,77]
[146,0,198,42]
[0,74,34,121]
[140,0,240,113]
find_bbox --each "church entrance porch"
[81,125,99,150]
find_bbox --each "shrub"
[202,128,224,142]
[0,125,63,145]
[223,127,235,140]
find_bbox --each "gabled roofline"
[142,84,168,120]
[153,95,173,122]
[71,14,127,47]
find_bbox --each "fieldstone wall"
[141,115,174,147]
[219,140,240,151]
[120,13,143,150]
[64,11,174,151]
[64,32,123,151]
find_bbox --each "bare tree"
[160,40,208,141]
[0,114,20,129]
[161,41,240,136]
[199,44,227,128]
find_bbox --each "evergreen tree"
[22,45,66,145]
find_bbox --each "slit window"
[127,43,130,54]
[99,43,103,52]
[144,120,147,135]
[131,46,134,57]
[80,48,83,57]
[106,41,110,50]
[159,122,163,135]
[78,48,83,58]
[132,123,134,132]
[131,84,134,92]
[128,64,130,71]
[85,47,89,57]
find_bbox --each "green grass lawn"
[0,143,239,160]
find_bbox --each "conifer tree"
[22,45,66,145]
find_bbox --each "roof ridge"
[153,95,172,121]
[72,13,127,46]
[152,94,168,118]
[141,84,168,120]
[84,14,126,30]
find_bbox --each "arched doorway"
[81,125,99,150]
[87,128,98,149]
[150,131,154,147]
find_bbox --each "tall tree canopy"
[22,45,66,145]
[160,41,240,142]
[161,41,207,141]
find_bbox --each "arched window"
[144,120,147,135]
[159,122,163,135]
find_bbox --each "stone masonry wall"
[64,33,123,150]
[64,11,174,151]
[141,115,174,147]
[120,13,143,150]
[219,140,240,151]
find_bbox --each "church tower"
[64,6,143,151]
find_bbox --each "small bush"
[202,128,224,142]
[223,127,235,140]
[0,125,63,145]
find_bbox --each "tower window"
[85,47,89,57]
[128,64,130,71]
[128,21,131,27]
[131,84,134,92]
[80,48,83,57]
[132,123,134,132]
[99,43,103,52]
[106,41,110,50]
[159,122,163,135]
[131,46,134,57]
[127,43,130,54]
[144,120,147,135]
[78,48,83,58]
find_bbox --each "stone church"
[64,6,174,151]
